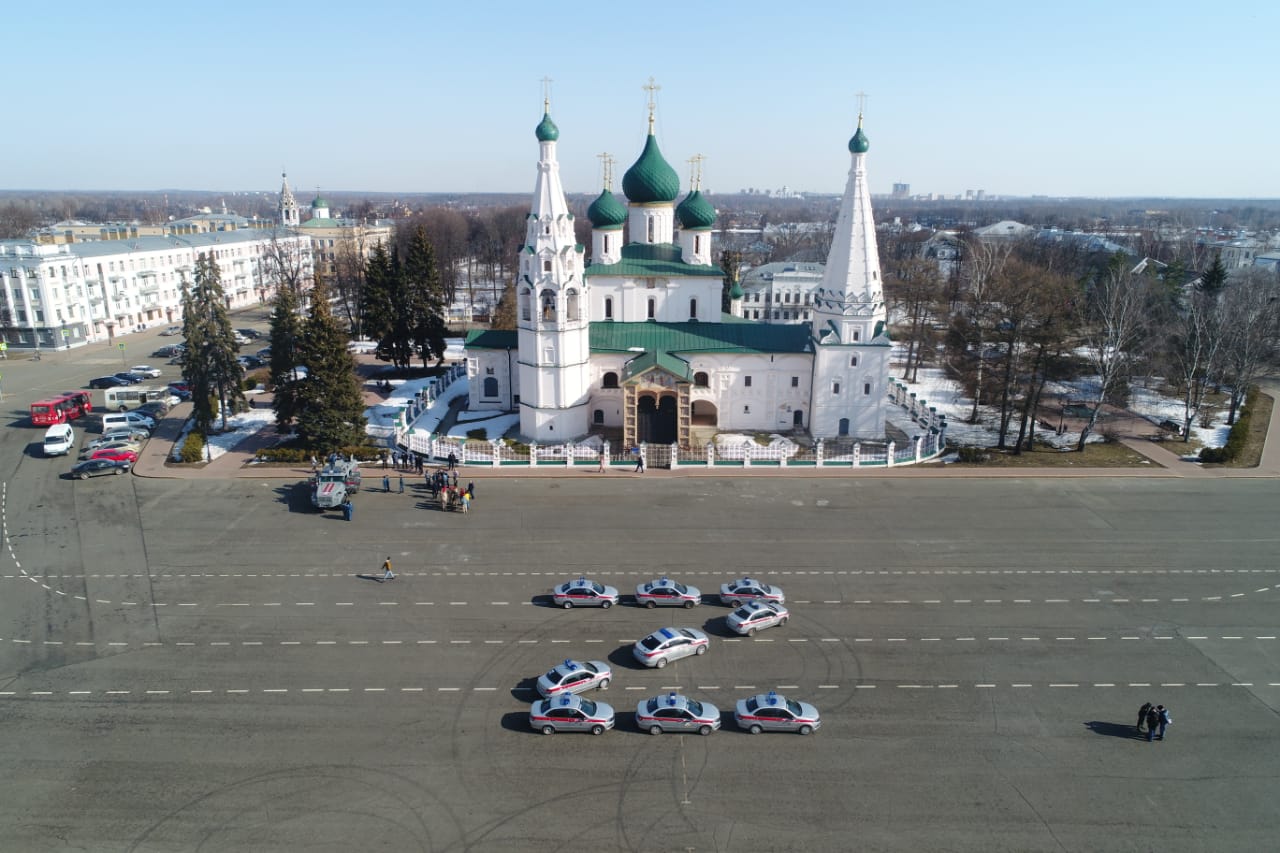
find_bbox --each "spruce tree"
[294,277,367,450]
[362,243,414,370]
[269,282,304,430]
[1199,251,1228,296]
[403,224,448,367]
[182,253,245,434]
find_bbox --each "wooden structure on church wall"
[622,367,690,449]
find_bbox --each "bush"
[956,446,989,463]
[1198,447,1227,463]
[254,443,382,463]
[179,431,206,463]
[466,428,487,440]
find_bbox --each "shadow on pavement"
[606,645,647,671]
[272,482,319,513]
[499,711,536,734]
[1084,720,1146,740]
[509,678,539,702]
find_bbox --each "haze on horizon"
[4,1,1275,200]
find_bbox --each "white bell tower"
[517,85,591,441]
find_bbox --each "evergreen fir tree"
[1199,251,1228,296]
[403,224,448,367]
[294,277,367,450]
[182,253,245,434]
[268,282,304,430]
[362,243,413,370]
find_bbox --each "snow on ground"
[887,345,1231,452]
[170,408,278,462]
[364,376,468,437]
[446,413,519,440]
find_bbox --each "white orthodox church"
[465,98,890,448]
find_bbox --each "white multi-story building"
[735,262,825,324]
[466,97,889,444]
[0,228,312,351]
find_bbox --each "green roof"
[623,349,691,382]
[465,320,811,357]
[311,197,328,208]
[535,112,559,142]
[622,134,680,204]
[585,242,723,278]
[849,125,869,154]
[587,189,627,229]
[676,190,716,230]
[591,320,811,355]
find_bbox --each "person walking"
[447,451,457,470]
[597,452,606,473]
[1145,705,1160,742]
[382,474,391,493]
[310,454,319,472]
[1156,705,1171,740]
[381,556,395,581]
[341,499,353,522]
[466,481,475,500]
[1137,701,1153,734]
[633,447,644,473]
[398,474,405,494]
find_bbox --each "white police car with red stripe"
[718,577,785,607]
[536,658,613,698]
[552,576,619,609]
[635,692,721,736]
[725,600,790,636]
[634,576,702,609]
[734,690,821,735]
[529,694,616,735]
[631,627,709,669]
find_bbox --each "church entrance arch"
[691,399,718,426]
[636,393,677,444]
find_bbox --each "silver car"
[635,692,721,736]
[634,576,701,609]
[552,576,619,609]
[725,600,790,636]
[535,658,613,698]
[529,694,615,735]
[734,691,821,735]
[719,576,785,607]
[631,627,709,669]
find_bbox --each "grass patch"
[950,440,1158,468]
[1220,390,1271,468]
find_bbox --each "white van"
[43,423,75,457]
[101,412,156,434]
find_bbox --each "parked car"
[159,326,182,336]
[134,402,170,420]
[129,364,162,379]
[152,345,181,358]
[69,458,132,479]
[113,372,145,385]
[90,447,139,464]
[99,427,150,444]
[255,347,272,359]
[80,440,141,460]
[237,355,264,369]
[237,328,263,340]
[89,376,130,389]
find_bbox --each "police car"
[535,658,613,698]
[734,691,821,735]
[634,576,702,609]
[529,694,616,735]
[552,576,620,609]
[725,600,790,636]
[635,692,721,736]
[631,627,710,669]
[718,576,785,607]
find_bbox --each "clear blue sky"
[4,0,1276,198]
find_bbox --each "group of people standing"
[383,448,426,474]
[1137,702,1173,741]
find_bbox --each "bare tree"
[331,231,373,338]
[259,229,312,302]
[884,256,943,383]
[1217,267,1280,423]
[958,239,1013,423]
[1160,282,1224,441]
[1073,260,1153,449]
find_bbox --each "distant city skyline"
[4,1,1276,199]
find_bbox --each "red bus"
[58,391,92,419]
[30,398,71,426]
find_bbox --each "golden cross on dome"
[540,76,553,112]
[856,90,868,125]
[687,154,706,190]
[597,152,615,191]
[643,77,661,132]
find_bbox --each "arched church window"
[520,288,531,322]
[603,235,611,254]
[566,288,579,321]
[540,289,556,322]
[593,409,604,424]
[689,298,697,320]
[604,297,613,320]
[833,382,841,395]
[693,371,709,388]
[602,372,619,389]
[838,418,850,436]
[694,235,702,254]
[483,377,499,398]
[543,259,552,272]
[647,298,655,320]
[850,355,859,367]
[647,217,655,243]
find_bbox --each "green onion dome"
[622,134,680,204]
[535,112,559,142]
[675,190,715,230]
[849,125,869,154]
[311,197,329,208]
[729,280,744,300]
[587,189,627,229]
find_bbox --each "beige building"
[279,174,393,281]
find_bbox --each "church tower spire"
[808,98,889,439]
[279,169,299,228]
[517,83,591,441]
